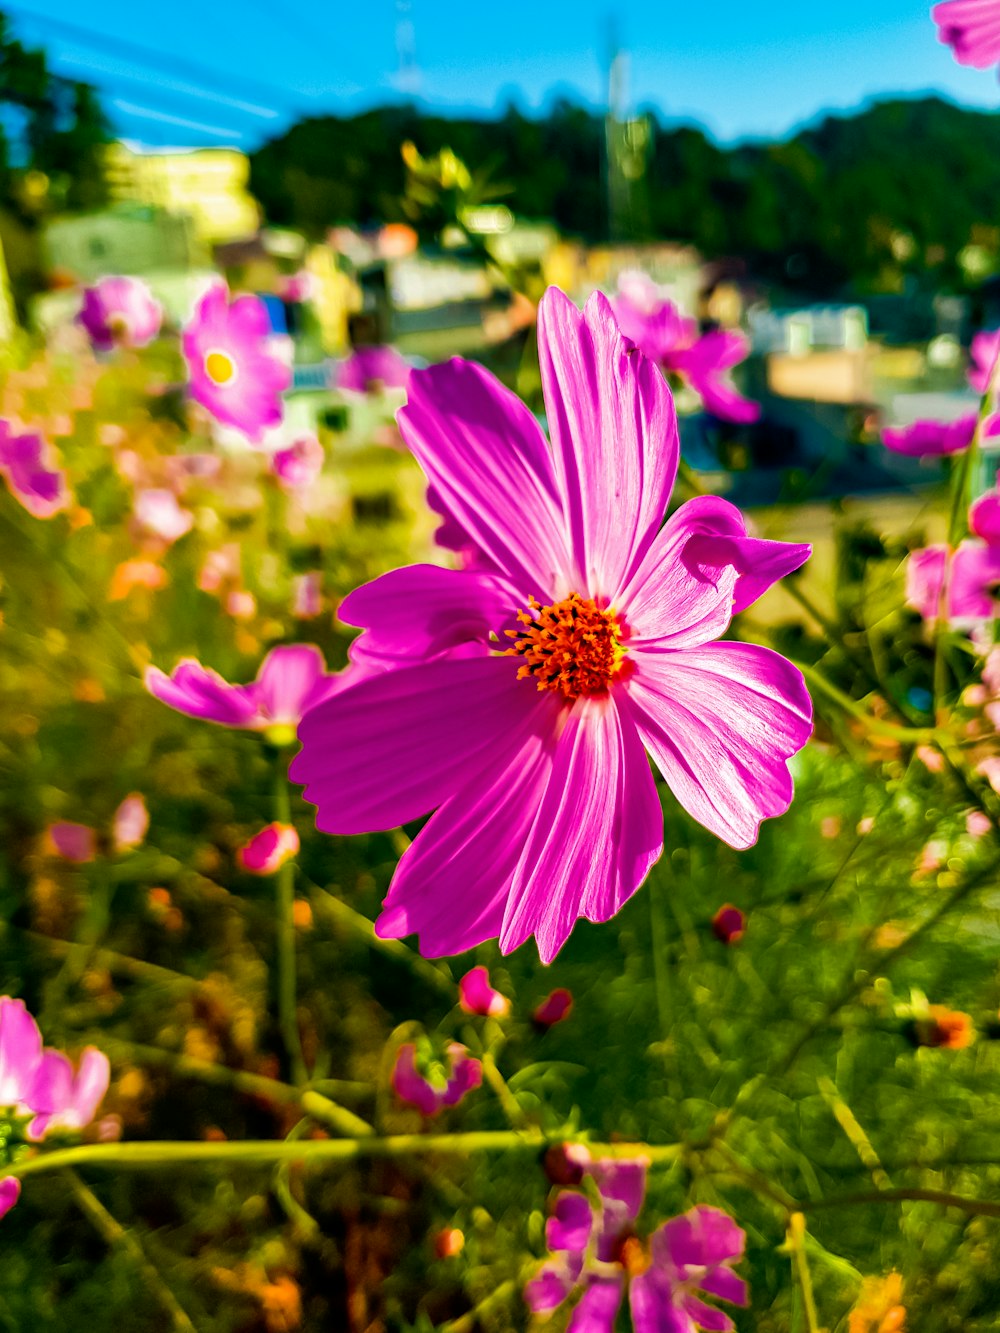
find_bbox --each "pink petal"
[49,822,97,863]
[398,356,571,600]
[238,823,300,874]
[0,998,43,1105]
[339,565,513,673]
[537,287,679,599]
[951,543,1000,617]
[673,330,760,423]
[970,491,1000,545]
[441,1045,482,1106]
[567,1276,626,1333]
[546,1191,594,1253]
[0,1177,19,1220]
[374,720,558,956]
[145,660,259,728]
[628,1270,691,1333]
[534,988,574,1026]
[112,794,149,853]
[625,643,812,849]
[67,1047,111,1127]
[906,546,947,620]
[458,966,509,1017]
[934,0,1000,67]
[698,1268,749,1308]
[499,696,663,962]
[652,1206,747,1273]
[524,1262,576,1314]
[255,644,336,724]
[293,657,557,837]
[969,327,1000,391]
[881,416,976,456]
[391,1043,440,1116]
[589,1157,648,1221]
[679,1296,734,1331]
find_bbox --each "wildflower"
[292,572,323,619]
[848,1272,906,1333]
[337,345,411,394]
[133,489,194,544]
[78,276,162,351]
[293,288,811,961]
[906,543,1000,621]
[458,965,509,1017]
[24,1045,111,1139]
[391,1041,481,1116]
[270,435,324,489]
[711,904,746,944]
[612,272,760,423]
[112,794,149,853]
[534,988,574,1028]
[880,414,977,456]
[238,823,300,875]
[934,0,1000,70]
[0,421,69,519]
[48,822,97,863]
[908,1004,975,1050]
[526,1156,748,1333]
[146,644,342,744]
[182,285,290,443]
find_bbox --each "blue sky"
[13,0,1000,148]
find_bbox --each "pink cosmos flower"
[134,489,194,544]
[270,435,324,490]
[881,415,977,456]
[458,965,510,1017]
[49,822,97,864]
[337,346,411,394]
[0,421,69,519]
[971,490,1000,544]
[24,1046,110,1140]
[969,328,1000,394]
[292,288,812,962]
[534,988,573,1027]
[612,274,760,424]
[711,904,746,944]
[933,0,1000,69]
[391,1041,482,1116]
[78,276,162,351]
[238,823,300,874]
[907,543,1000,620]
[146,644,342,741]
[0,997,44,1106]
[966,809,992,837]
[112,794,149,853]
[293,572,323,619]
[182,286,290,443]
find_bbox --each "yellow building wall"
[104,143,260,245]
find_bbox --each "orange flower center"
[205,349,237,386]
[506,592,626,701]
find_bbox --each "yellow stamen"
[506,592,627,701]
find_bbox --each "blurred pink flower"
[0,997,44,1106]
[271,435,324,489]
[0,421,69,519]
[146,644,342,738]
[971,490,1000,544]
[612,273,760,424]
[183,286,290,443]
[916,745,945,773]
[969,328,1000,393]
[24,1046,110,1141]
[0,1179,19,1221]
[293,288,811,962]
[226,590,257,620]
[78,276,162,351]
[534,988,573,1027]
[199,543,241,594]
[881,415,978,456]
[112,794,149,853]
[391,1041,481,1116]
[458,965,509,1017]
[711,903,746,944]
[293,572,323,618]
[906,543,1000,621]
[48,822,97,863]
[134,489,194,544]
[337,345,410,394]
[966,809,992,836]
[238,822,300,874]
[933,0,1000,69]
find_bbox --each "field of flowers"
[5,6,1000,1332]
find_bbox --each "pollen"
[506,592,626,701]
[204,349,237,386]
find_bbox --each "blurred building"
[104,142,260,245]
[42,206,200,284]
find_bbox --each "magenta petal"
[970,491,1000,545]
[391,1043,440,1116]
[458,966,509,1017]
[0,998,42,1105]
[255,644,335,723]
[673,330,760,424]
[629,1270,691,1333]
[293,657,553,837]
[537,287,679,599]
[500,696,663,962]
[441,1046,482,1106]
[697,1268,749,1308]
[950,542,1000,617]
[969,327,1000,391]
[627,642,812,850]
[375,720,558,956]
[145,661,259,727]
[653,1207,747,1273]
[934,0,1000,67]
[590,1157,648,1222]
[678,1296,735,1332]
[339,565,513,672]
[906,546,947,620]
[547,1192,594,1253]
[567,1275,626,1333]
[882,416,976,456]
[0,1177,19,1220]
[524,1262,575,1314]
[398,357,570,599]
[49,822,97,863]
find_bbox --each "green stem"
[790,659,940,743]
[786,1213,822,1333]
[801,1187,1000,1219]
[272,759,307,1085]
[9,1134,685,1182]
[480,1051,528,1129]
